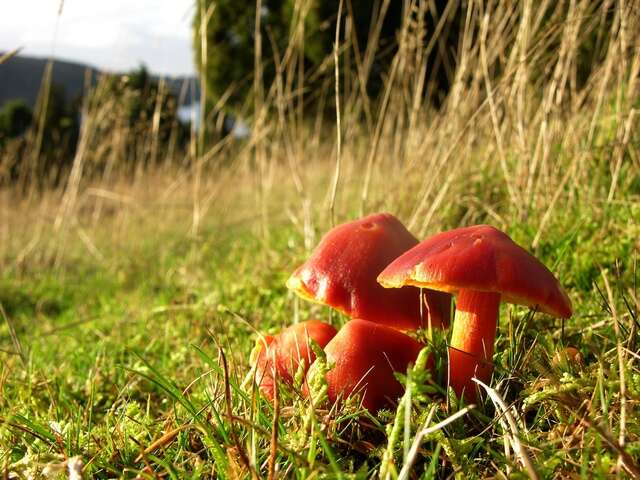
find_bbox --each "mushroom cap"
[287,213,451,330]
[378,224,572,318]
[253,320,338,400]
[318,319,425,411]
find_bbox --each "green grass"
[1,187,639,478]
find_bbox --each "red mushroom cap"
[378,224,572,318]
[287,213,451,330]
[253,320,337,400]
[318,319,425,411]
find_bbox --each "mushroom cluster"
[251,215,572,410]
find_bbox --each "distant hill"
[0,54,200,109]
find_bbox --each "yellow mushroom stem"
[448,289,501,402]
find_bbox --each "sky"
[0,0,196,76]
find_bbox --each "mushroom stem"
[448,289,501,401]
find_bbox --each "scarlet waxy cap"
[378,224,572,318]
[253,320,337,400]
[287,213,451,330]
[318,319,425,411]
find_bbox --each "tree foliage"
[192,0,457,112]
[0,99,32,139]
[86,65,188,170]
[194,0,296,109]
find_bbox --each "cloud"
[0,0,195,75]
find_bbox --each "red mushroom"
[287,213,451,331]
[252,320,337,400]
[313,319,426,411]
[378,225,572,401]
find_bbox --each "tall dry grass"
[1,0,639,267]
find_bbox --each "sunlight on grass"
[1,0,640,478]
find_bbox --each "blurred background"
[0,0,465,200]
[1,0,637,279]
[1,0,198,175]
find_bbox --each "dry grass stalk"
[397,404,475,480]
[473,378,540,480]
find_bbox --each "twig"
[135,424,194,462]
